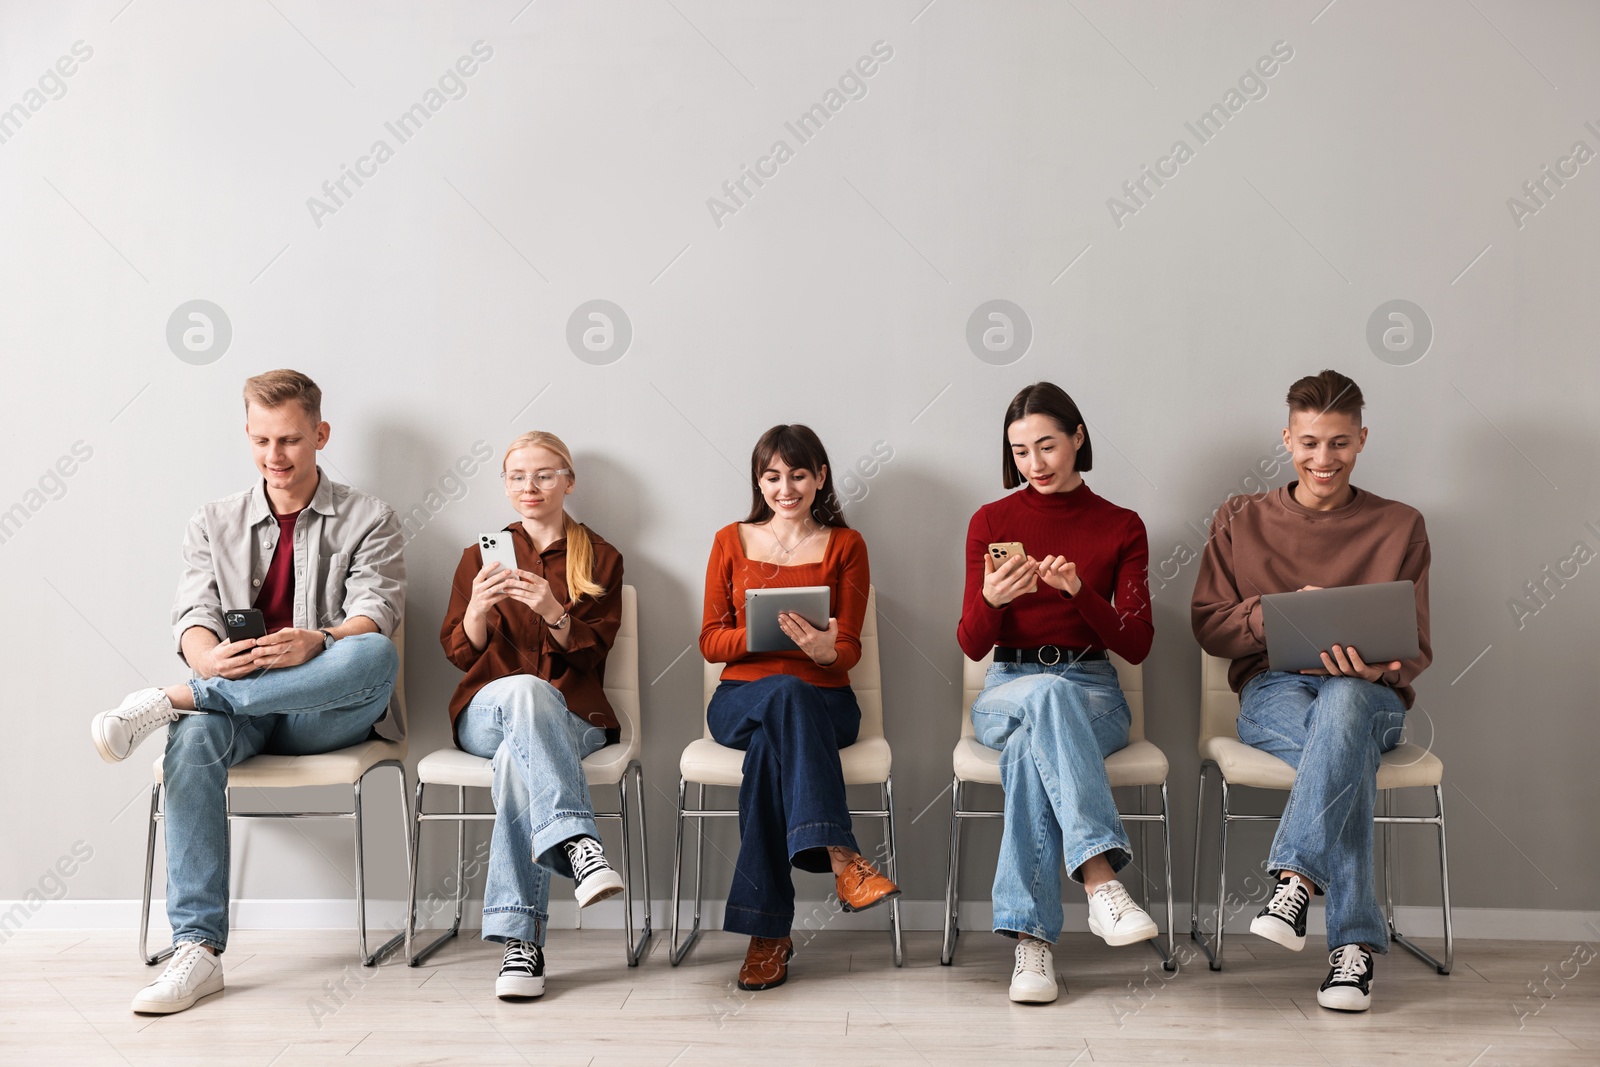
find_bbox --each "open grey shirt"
[171,466,407,741]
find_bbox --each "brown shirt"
[1190,483,1432,708]
[440,523,624,742]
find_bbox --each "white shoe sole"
[1317,985,1372,1011]
[1089,913,1159,947]
[1250,914,1307,951]
[574,868,624,909]
[496,975,546,999]
[131,972,224,1014]
[1009,980,1060,1004]
[90,713,129,764]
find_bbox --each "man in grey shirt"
[90,369,405,1016]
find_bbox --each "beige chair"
[403,584,650,967]
[141,622,411,967]
[940,650,1175,968]
[1190,652,1453,973]
[670,586,903,967]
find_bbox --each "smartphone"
[478,532,520,576]
[223,608,266,643]
[987,542,1026,566]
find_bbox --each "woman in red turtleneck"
[958,382,1159,1005]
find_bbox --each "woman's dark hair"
[743,424,850,528]
[1001,382,1093,489]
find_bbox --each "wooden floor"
[3,928,1595,1066]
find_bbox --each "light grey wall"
[2,1,1596,921]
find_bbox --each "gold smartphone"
[987,542,1026,565]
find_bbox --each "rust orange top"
[699,522,870,686]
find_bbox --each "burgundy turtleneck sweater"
[958,481,1153,663]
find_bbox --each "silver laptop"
[1262,580,1420,673]
[745,586,831,653]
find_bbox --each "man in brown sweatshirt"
[1191,369,1431,1014]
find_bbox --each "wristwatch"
[546,610,570,631]
[319,628,336,650]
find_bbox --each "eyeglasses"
[502,468,572,491]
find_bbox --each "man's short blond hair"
[243,369,322,423]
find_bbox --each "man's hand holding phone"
[250,628,324,671]
[197,638,260,680]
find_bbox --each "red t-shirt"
[253,509,301,634]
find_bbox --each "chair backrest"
[602,584,641,751]
[959,649,1146,742]
[1199,650,1240,744]
[702,585,883,744]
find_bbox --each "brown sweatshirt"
[1190,483,1432,708]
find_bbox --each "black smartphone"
[223,608,267,642]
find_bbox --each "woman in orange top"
[699,424,900,992]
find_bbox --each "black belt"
[993,645,1107,665]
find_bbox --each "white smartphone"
[477,532,519,576]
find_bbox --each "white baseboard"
[4,898,1598,943]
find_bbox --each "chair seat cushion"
[152,739,405,789]
[952,738,1168,788]
[679,737,891,787]
[417,741,637,790]
[1201,736,1443,791]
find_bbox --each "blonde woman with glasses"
[439,431,626,1001]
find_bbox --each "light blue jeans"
[162,632,398,952]
[455,674,608,947]
[1238,671,1407,952]
[972,659,1133,943]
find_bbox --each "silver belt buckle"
[1037,644,1062,666]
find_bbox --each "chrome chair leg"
[883,777,904,968]
[408,784,468,966]
[140,783,172,966]
[940,777,963,966]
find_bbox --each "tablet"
[745,585,832,653]
[1262,580,1420,673]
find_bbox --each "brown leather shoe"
[737,936,793,991]
[836,855,901,913]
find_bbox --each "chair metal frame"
[1188,653,1454,975]
[940,652,1176,971]
[669,586,904,968]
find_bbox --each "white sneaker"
[1087,880,1159,947]
[1009,939,1059,1003]
[92,688,179,763]
[131,941,223,1014]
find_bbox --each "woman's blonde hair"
[503,431,605,600]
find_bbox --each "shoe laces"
[1327,944,1370,983]
[501,938,541,975]
[124,692,174,737]
[162,941,208,985]
[566,836,608,879]
[1264,877,1309,920]
[1095,880,1138,921]
[1014,939,1051,979]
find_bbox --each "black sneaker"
[1317,944,1374,1011]
[496,938,545,1000]
[1249,874,1310,951]
[563,835,624,908]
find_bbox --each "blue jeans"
[1238,671,1408,952]
[456,675,609,947]
[707,675,861,939]
[162,632,399,952]
[972,659,1132,944]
